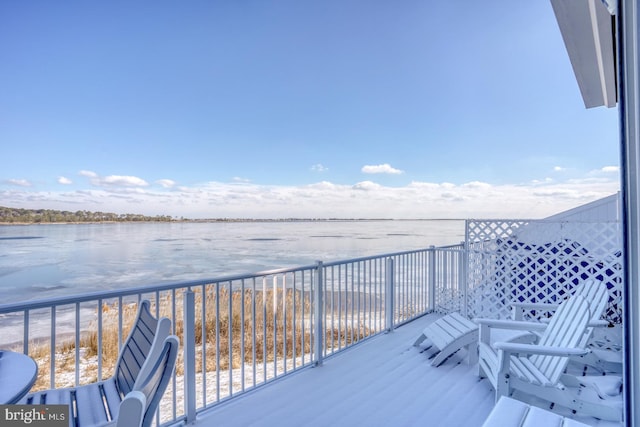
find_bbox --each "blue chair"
[23,300,172,427]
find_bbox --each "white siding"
[545,193,620,222]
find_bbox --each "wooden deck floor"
[191,314,622,427]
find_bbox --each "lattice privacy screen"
[464,220,623,324]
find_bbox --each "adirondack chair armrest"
[475,318,549,331]
[588,319,610,327]
[116,391,146,427]
[476,319,548,346]
[494,341,590,357]
[512,302,561,310]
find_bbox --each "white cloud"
[79,170,98,178]
[5,179,31,187]
[532,177,553,184]
[156,179,176,188]
[353,181,381,191]
[79,170,148,187]
[58,176,73,185]
[361,164,403,175]
[102,175,149,187]
[462,181,491,189]
[553,166,566,172]
[0,173,620,220]
[311,164,328,172]
[602,166,620,173]
[307,181,338,190]
[586,165,620,177]
[232,177,251,183]
[408,181,441,190]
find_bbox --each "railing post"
[385,258,395,332]
[184,289,197,424]
[428,246,436,312]
[314,261,324,366]
[461,240,469,318]
[50,307,56,388]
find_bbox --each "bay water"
[0,220,464,305]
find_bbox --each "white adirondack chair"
[23,300,172,427]
[477,294,622,421]
[511,279,620,372]
[413,280,608,368]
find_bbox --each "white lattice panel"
[463,220,623,324]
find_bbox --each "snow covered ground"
[187,315,622,427]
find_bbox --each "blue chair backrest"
[114,300,171,397]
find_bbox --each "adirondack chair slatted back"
[579,280,608,347]
[579,279,608,322]
[115,300,170,397]
[135,335,179,427]
[576,279,609,320]
[531,294,590,384]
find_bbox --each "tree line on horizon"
[0,206,427,224]
[0,206,175,223]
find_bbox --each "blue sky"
[0,1,620,219]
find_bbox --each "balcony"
[0,219,624,426]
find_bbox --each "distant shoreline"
[0,206,465,224]
[0,218,464,225]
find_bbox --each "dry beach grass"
[26,286,374,392]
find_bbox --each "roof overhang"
[550,0,617,108]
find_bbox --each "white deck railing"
[0,244,464,426]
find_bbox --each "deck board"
[193,314,622,427]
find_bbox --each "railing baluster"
[75,303,80,386]
[292,273,297,370]
[314,261,324,366]
[262,276,267,384]
[184,288,196,424]
[50,306,55,388]
[461,244,469,318]
[201,284,207,406]
[357,261,361,341]
[117,296,123,352]
[215,283,221,402]
[251,277,257,388]
[228,281,233,397]
[23,310,29,355]
[338,264,343,350]
[282,274,287,374]
[170,289,177,420]
[368,259,372,335]
[429,247,436,312]
[272,275,277,377]
[385,258,395,331]
[240,278,246,392]
[374,259,379,332]
[301,272,306,365]
[350,263,354,345]
[98,300,103,381]
[330,266,335,352]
